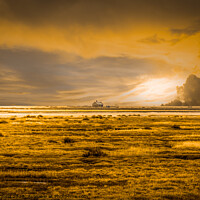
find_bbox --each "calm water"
[0,106,200,117]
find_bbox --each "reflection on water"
[0,107,200,117]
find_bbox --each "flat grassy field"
[0,114,200,199]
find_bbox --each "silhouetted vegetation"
[164,99,183,106]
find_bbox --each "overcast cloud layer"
[0,0,199,105]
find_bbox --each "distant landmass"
[164,74,200,106]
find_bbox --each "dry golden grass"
[0,114,200,199]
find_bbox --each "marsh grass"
[48,139,58,143]
[10,117,16,120]
[0,120,8,124]
[174,141,200,149]
[0,114,200,199]
[63,137,75,143]
[83,117,89,120]
[173,154,200,160]
[144,126,152,130]
[172,124,181,129]
[82,147,107,157]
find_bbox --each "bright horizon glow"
[117,77,185,105]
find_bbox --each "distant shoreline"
[0,106,200,111]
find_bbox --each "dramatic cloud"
[0,0,199,105]
[165,74,200,106]
[0,47,183,105]
[181,74,200,105]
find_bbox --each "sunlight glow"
[120,77,184,105]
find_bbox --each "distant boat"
[92,100,103,107]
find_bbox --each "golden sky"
[0,0,199,105]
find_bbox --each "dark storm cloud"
[181,74,200,105]
[165,74,200,106]
[1,0,200,28]
[0,47,171,105]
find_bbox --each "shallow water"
[0,107,200,117]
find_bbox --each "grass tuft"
[10,117,16,120]
[0,120,8,124]
[172,124,181,129]
[82,147,107,157]
[63,137,75,143]
[83,117,89,120]
[144,126,152,130]
[48,139,58,143]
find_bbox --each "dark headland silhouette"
[164,74,200,106]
